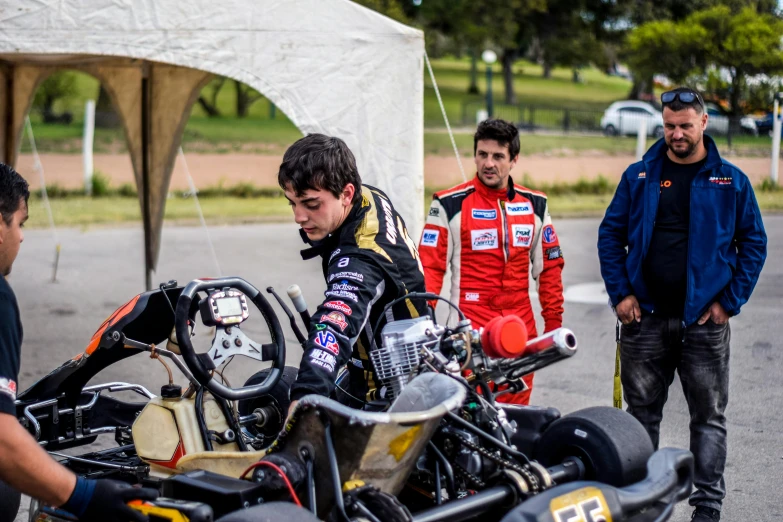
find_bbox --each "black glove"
[62,477,159,522]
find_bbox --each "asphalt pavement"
[9,215,783,522]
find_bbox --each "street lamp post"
[482,50,497,118]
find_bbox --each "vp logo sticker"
[543,225,558,244]
[314,331,340,355]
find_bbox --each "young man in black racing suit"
[279,134,427,408]
[0,164,158,522]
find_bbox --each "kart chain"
[452,461,486,489]
[448,432,541,494]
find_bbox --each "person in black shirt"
[0,164,157,522]
[642,154,706,316]
[598,88,767,522]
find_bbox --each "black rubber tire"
[603,124,618,136]
[653,125,664,138]
[237,366,298,444]
[216,501,320,522]
[534,406,653,487]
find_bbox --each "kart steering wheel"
[175,277,286,400]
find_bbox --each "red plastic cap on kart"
[481,315,529,359]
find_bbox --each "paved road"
[9,216,782,521]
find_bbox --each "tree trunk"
[468,50,480,94]
[727,71,743,148]
[501,50,517,105]
[627,75,653,101]
[234,80,263,118]
[235,80,249,118]
[94,85,121,128]
[543,62,552,79]
[197,96,221,117]
[197,77,225,118]
[41,95,55,119]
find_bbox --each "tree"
[351,0,410,23]
[532,1,608,80]
[695,6,783,120]
[32,71,77,123]
[413,0,544,105]
[197,77,226,118]
[625,20,708,85]
[412,0,495,94]
[95,85,121,128]
[621,0,781,98]
[497,0,545,105]
[234,81,264,118]
[625,5,783,128]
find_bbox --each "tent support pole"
[141,75,153,291]
[3,66,14,165]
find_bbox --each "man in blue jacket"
[598,87,766,522]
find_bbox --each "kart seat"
[269,372,466,517]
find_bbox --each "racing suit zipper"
[499,200,509,262]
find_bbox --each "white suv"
[601,101,664,138]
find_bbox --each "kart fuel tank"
[133,394,239,474]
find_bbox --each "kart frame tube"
[411,484,516,522]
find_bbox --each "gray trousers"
[620,313,730,511]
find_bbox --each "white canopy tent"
[0,0,424,288]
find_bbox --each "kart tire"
[534,406,653,487]
[238,366,298,444]
[216,501,319,522]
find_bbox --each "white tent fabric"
[0,0,425,236]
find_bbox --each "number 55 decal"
[550,487,612,522]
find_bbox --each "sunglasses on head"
[661,90,704,107]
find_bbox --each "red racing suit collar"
[471,174,517,201]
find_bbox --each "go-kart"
[14,276,694,522]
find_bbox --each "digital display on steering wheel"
[216,296,243,318]
[199,289,249,326]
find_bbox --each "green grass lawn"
[22,59,776,158]
[26,191,783,230]
[423,57,634,125]
[24,57,633,152]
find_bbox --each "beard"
[667,135,701,159]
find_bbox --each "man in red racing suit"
[418,119,565,405]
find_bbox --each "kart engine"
[370,317,447,399]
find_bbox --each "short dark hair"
[0,163,29,226]
[661,87,705,115]
[278,134,362,203]
[474,119,520,159]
